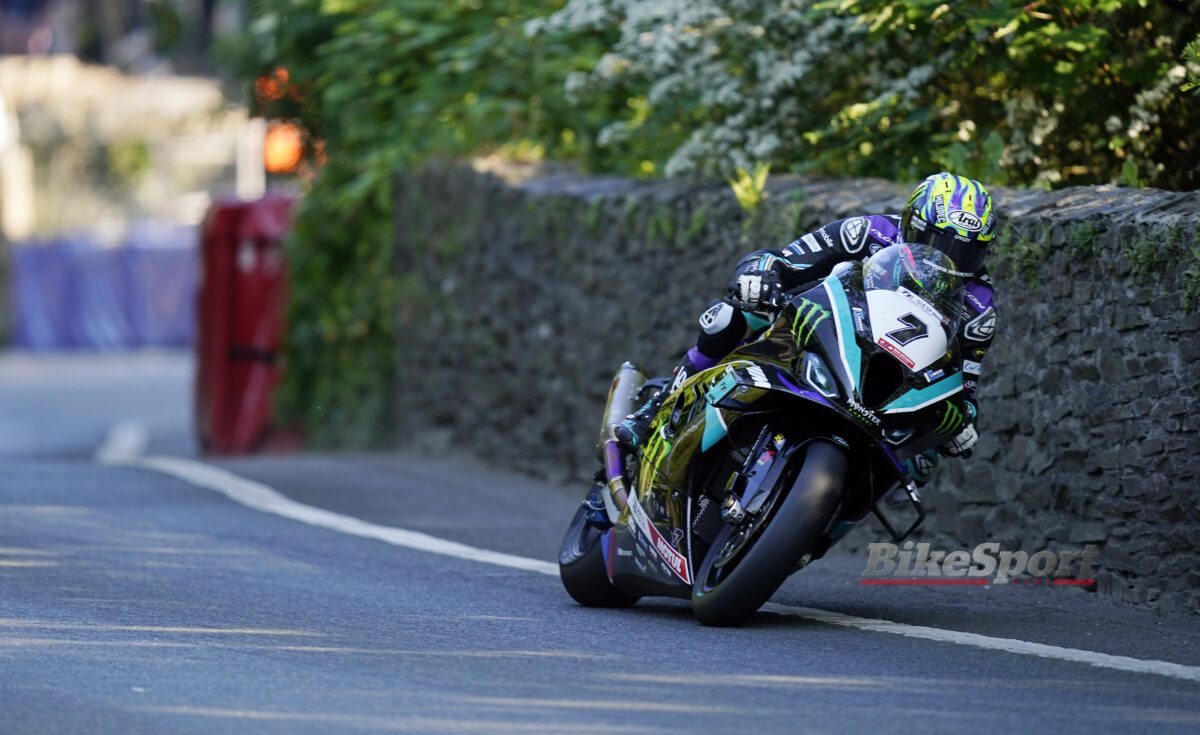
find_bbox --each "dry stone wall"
[394,163,1200,614]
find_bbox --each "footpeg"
[721,495,746,524]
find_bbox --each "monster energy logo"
[642,425,673,471]
[792,299,830,346]
[934,402,964,436]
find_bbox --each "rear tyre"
[691,440,846,627]
[559,486,639,608]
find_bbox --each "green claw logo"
[934,402,963,436]
[791,299,830,346]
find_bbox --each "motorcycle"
[558,243,972,626]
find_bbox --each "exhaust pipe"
[597,362,646,521]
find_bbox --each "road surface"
[1,353,1198,734]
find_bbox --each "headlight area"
[802,352,840,399]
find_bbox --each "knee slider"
[696,300,747,358]
[698,301,737,335]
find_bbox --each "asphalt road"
[2,353,1199,734]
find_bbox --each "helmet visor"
[918,226,987,277]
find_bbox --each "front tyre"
[559,486,639,608]
[691,440,847,626]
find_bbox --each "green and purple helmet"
[900,172,997,277]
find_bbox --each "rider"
[615,171,999,484]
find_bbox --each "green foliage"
[221,1,1200,443]
[991,224,1045,288]
[683,207,710,241]
[541,1,1199,190]
[220,0,611,446]
[1184,245,1200,308]
[1184,38,1200,94]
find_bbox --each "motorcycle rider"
[615,171,999,485]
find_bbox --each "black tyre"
[691,440,847,626]
[559,488,639,608]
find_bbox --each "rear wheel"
[559,484,639,608]
[691,440,846,626]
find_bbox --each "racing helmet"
[900,172,997,277]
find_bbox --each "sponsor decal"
[642,426,673,473]
[785,240,807,257]
[923,368,945,382]
[800,232,822,253]
[745,364,771,388]
[870,228,899,247]
[962,359,982,375]
[851,305,870,333]
[755,447,776,467]
[861,542,1100,587]
[707,366,739,405]
[877,337,916,369]
[852,306,867,334]
[948,209,983,232]
[627,493,691,584]
[921,257,969,278]
[964,289,988,313]
[791,298,830,346]
[617,548,633,557]
[839,217,870,254]
[845,396,882,426]
[934,402,963,436]
[818,227,836,250]
[897,286,950,328]
[963,307,996,342]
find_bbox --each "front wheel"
[691,440,847,626]
[559,485,639,608]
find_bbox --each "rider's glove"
[939,423,978,458]
[728,270,782,311]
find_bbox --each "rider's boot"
[582,471,611,528]
[614,349,714,451]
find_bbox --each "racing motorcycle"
[558,243,972,626]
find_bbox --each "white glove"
[729,273,780,310]
[940,424,978,457]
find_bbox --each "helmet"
[900,172,997,277]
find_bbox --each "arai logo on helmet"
[948,210,983,232]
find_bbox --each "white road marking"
[762,603,1200,683]
[94,421,148,464]
[102,445,1200,685]
[104,454,557,577]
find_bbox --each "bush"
[222,0,1200,445]
[221,0,611,445]
[539,0,1200,189]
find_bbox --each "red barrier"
[194,194,296,454]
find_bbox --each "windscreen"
[862,243,963,333]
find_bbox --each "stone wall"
[394,163,1200,614]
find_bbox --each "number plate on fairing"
[866,289,948,372]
